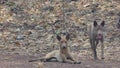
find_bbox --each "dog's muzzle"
[62,46,67,49]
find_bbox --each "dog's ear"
[101,21,105,27]
[66,34,70,40]
[93,21,98,27]
[57,35,61,41]
[118,18,120,23]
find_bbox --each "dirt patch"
[0,54,120,68]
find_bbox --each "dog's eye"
[61,40,67,43]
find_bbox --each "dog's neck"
[60,47,69,54]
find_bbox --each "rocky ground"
[0,0,120,68]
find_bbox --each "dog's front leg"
[64,57,75,64]
[101,41,104,59]
[67,55,81,64]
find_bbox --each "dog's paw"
[66,61,75,64]
[101,57,105,59]
[28,59,37,62]
[74,61,81,64]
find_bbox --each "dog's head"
[56,33,70,49]
[93,21,105,40]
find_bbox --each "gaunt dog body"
[88,20,105,60]
[29,33,81,64]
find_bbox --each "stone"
[16,35,25,40]
[42,6,54,11]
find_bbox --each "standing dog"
[29,33,81,64]
[88,20,105,60]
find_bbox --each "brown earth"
[0,54,120,68]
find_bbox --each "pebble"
[16,35,25,40]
